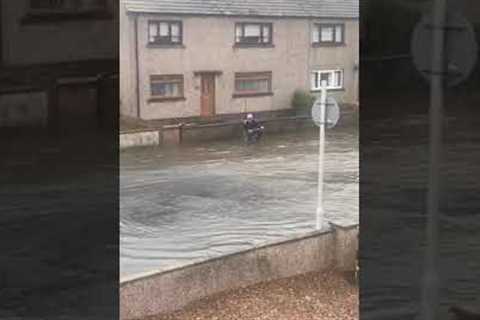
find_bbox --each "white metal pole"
[422,0,446,319]
[316,81,327,230]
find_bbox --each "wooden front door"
[57,83,98,133]
[200,74,215,117]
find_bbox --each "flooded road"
[120,113,359,277]
[361,107,480,319]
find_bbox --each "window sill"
[233,44,275,49]
[232,92,274,98]
[21,11,113,25]
[312,42,346,48]
[311,88,345,92]
[148,97,186,103]
[147,43,185,49]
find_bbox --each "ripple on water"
[120,127,358,277]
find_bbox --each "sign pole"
[316,81,327,230]
[422,0,446,319]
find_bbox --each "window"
[311,70,344,90]
[312,24,345,45]
[234,72,272,97]
[149,21,182,45]
[150,75,184,100]
[235,23,272,46]
[29,0,107,13]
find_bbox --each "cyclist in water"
[243,113,264,144]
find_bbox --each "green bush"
[291,90,316,112]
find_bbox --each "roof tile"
[123,0,358,18]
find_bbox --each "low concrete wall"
[119,106,356,150]
[119,130,160,150]
[119,117,314,149]
[181,116,314,144]
[332,223,359,272]
[0,90,48,127]
[120,224,358,320]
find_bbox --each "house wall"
[0,0,118,130]
[120,3,138,118]
[1,0,117,66]
[121,13,359,120]
[308,19,359,104]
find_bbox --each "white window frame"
[311,69,344,90]
[312,23,345,45]
[148,20,183,45]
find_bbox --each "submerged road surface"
[361,95,480,319]
[120,113,359,277]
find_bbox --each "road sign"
[311,84,341,231]
[412,11,478,87]
[311,97,340,129]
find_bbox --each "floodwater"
[120,112,359,277]
[361,108,480,319]
[120,103,480,319]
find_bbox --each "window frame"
[149,74,185,102]
[148,20,183,46]
[312,23,345,46]
[311,69,344,91]
[234,22,273,47]
[233,71,273,98]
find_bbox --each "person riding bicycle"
[243,113,264,143]
[243,113,262,131]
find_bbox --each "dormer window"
[235,23,273,47]
[148,21,183,46]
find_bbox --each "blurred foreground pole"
[422,0,446,319]
[316,81,327,230]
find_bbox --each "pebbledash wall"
[2,2,116,66]
[120,7,359,120]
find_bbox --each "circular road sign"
[412,11,478,87]
[311,97,340,129]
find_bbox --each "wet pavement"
[120,111,359,277]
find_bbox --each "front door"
[57,82,98,134]
[200,74,215,117]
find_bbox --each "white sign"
[311,97,340,129]
[412,11,478,87]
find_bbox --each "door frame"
[55,76,100,132]
[194,71,222,117]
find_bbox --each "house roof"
[123,0,359,19]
